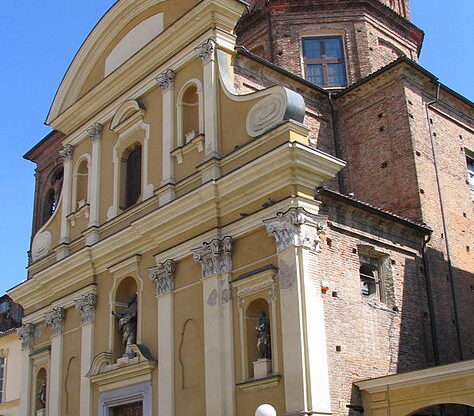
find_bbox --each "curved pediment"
[46,0,200,127]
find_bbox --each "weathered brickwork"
[317,195,432,414]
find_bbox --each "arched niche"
[35,367,48,413]
[112,276,139,359]
[72,155,91,211]
[246,298,271,378]
[176,79,203,147]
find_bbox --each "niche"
[113,277,138,359]
[35,367,48,415]
[74,158,89,210]
[246,298,272,379]
[177,81,203,146]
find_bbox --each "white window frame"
[99,382,152,416]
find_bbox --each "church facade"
[10,0,473,415]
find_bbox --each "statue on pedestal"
[256,311,271,360]
[112,294,138,356]
[38,382,47,408]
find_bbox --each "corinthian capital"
[192,236,232,278]
[148,259,176,296]
[87,122,103,141]
[264,208,326,253]
[17,323,35,350]
[74,293,97,325]
[156,69,175,91]
[194,39,216,64]
[45,307,66,337]
[59,144,74,161]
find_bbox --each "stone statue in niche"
[256,311,271,360]
[38,382,47,408]
[112,294,138,356]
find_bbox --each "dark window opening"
[125,146,142,209]
[360,263,378,297]
[302,36,347,88]
[467,154,474,200]
[41,166,64,225]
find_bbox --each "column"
[17,324,35,416]
[156,69,176,206]
[149,260,176,416]
[264,208,332,415]
[192,237,234,416]
[58,144,74,259]
[86,123,103,245]
[195,39,221,181]
[75,293,97,416]
[45,307,66,416]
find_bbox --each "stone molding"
[194,38,216,64]
[45,307,66,337]
[17,323,35,350]
[74,293,97,325]
[264,208,327,253]
[148,259,176,296]
[192,236,232,278]
[59,144,74,161]
[87,122,103,141]
[156,69,175,91]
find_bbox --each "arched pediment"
[46,0,195,127]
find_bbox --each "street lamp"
[255,404,277,416]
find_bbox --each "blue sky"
[0,1,472,295]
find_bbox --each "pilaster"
[75,293,97,416]
[195,39,220,170]
[264,207,331,415]
[17,324,35,416]
[86,122,103,245]
[58,144,74,259]
[192,237,234,416]
[45,307,66,416]
[156,69,176,206]
[149,259,176,416]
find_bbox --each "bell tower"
[237,0,423,88]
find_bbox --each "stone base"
[36,409,46,416]
[253,358,272,379]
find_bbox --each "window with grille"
[302,36,347,88]
[359,256,381,299]
[467,154,474,200]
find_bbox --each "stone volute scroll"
[194,38,216,64]
[45,307,66,337]
[74,293,97,325]
[156,69,175,91]
[148,259,176,296]
[17,323,35,350]
[192,236,232,278]
[264,207,327,253]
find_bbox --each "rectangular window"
[359,256,381,300]
[302,36,347,88]
[467,154,474,200]
[0,357,5,403]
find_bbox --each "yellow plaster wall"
[99,121,115,222]
[79,1,201,98]
[173,273,205,416]
[62,325,81,416]
[94,270,114,355]
[0,333,22,407]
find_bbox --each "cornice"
[355,360,474,393]
[13,141,344,310]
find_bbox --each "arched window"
[74,158,89,210]
[177,81,203,146]
[120,145,142,209]
[42,167,63,225]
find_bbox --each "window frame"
[466,152,474,201]
[0,356,6,403]
[301,35,348,88]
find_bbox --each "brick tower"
[237,0,423,87]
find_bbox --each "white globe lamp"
[255,404,277,416]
